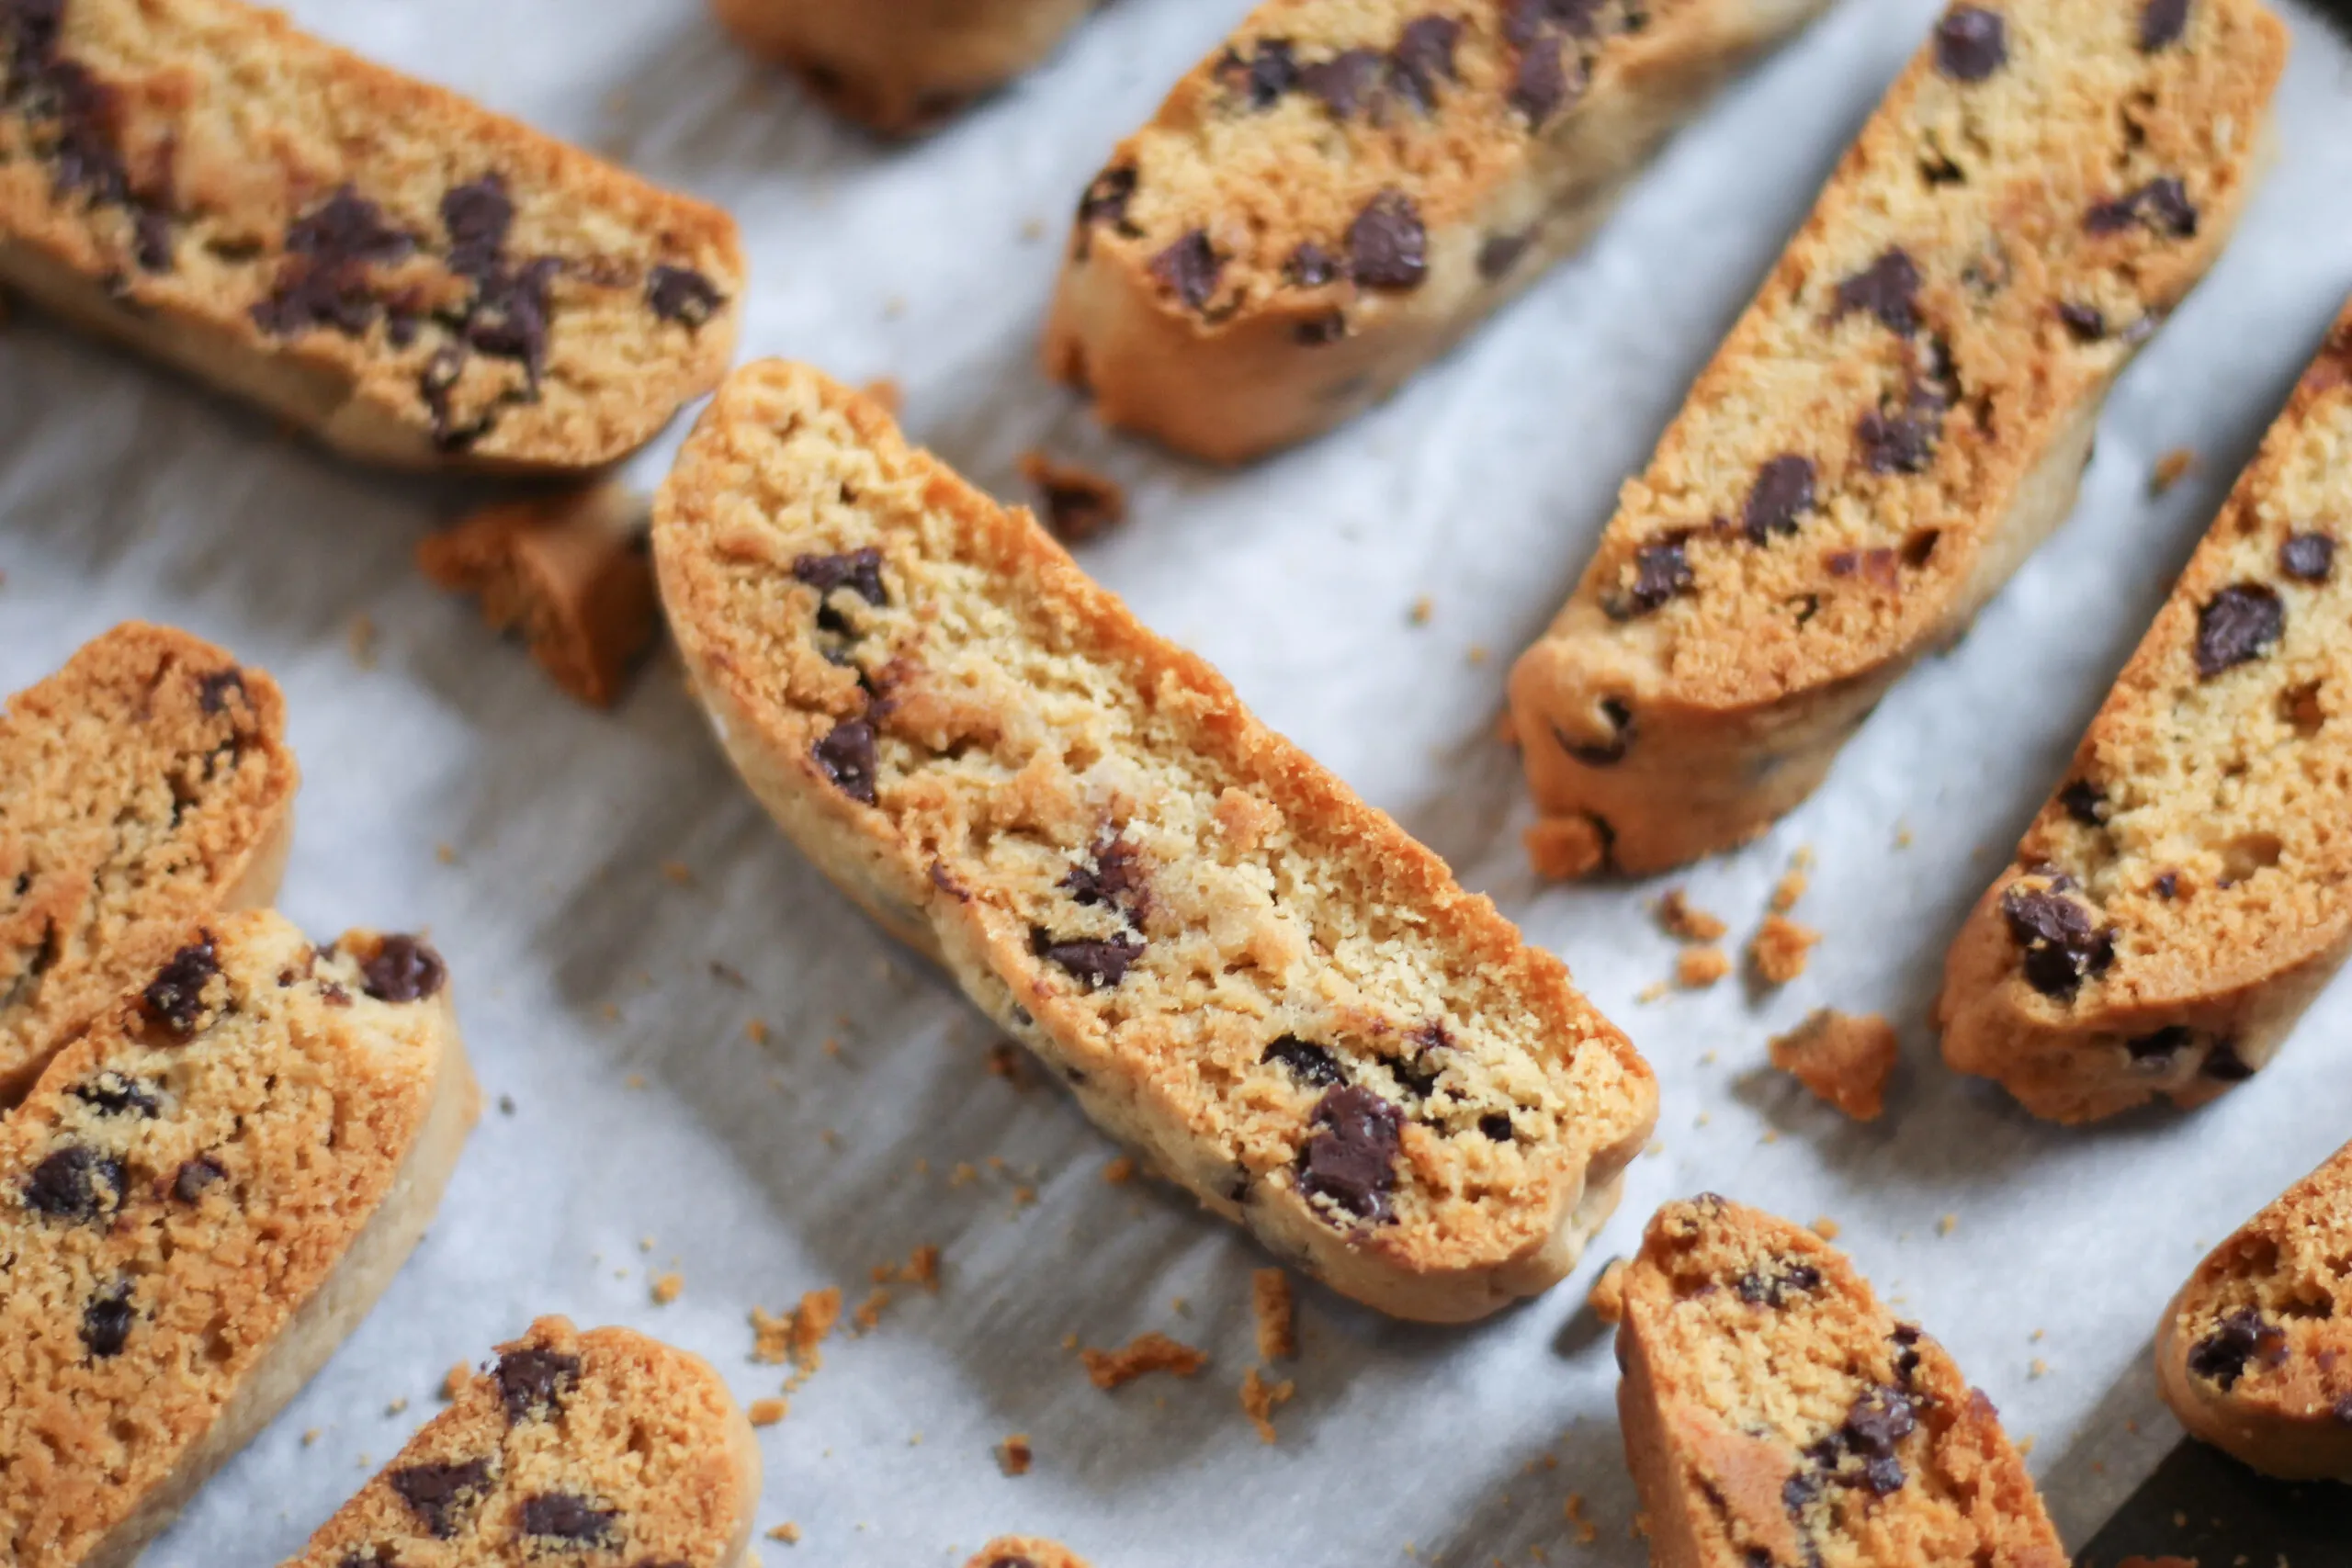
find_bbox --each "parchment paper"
[6,1,2352,1561]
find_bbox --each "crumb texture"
[1769,1009,1896,1121]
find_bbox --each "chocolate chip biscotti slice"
[1617,1195,2065,1568]
[2,622,298,1103]
[654,362,1657,1324]
[709,0,1099,135]
[1939,306,2352,1122]
[1042,0,1829,464]
[1509,0,2286,876]
[279,1317,757,1568]
[2154,1134,2352,1481]
[0,0,742,471]
[0,909,476,1568]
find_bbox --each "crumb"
[2030,1358,2050,1379]
[1465,644,1489,666]
[899,1244,942,1291]
[497,1094,515,1116]
[1770,865,1810,915]
[883,294,905,320]
[1103,1155,1136,1185]
[985,1042,1025,1082]
[302,1428,321,1447]
[745,1017,770,1044]
[1656,889,1728,943]
[1252,1269,1296,1361]
[650,1271,683,1305]
[853,1288,890,1333]
[996,1433,1034,1476]
[2151,448,2196,496]
[1239,1366,1295,1444]
[1748,915,1820,986]
[1525,817,1608,880]
[1020,215,1046,241]
[1564,1494,1598,1547]
[752,1288,842,1387]
[661,861,695,886]
[1674,947,1732,988]
[600,1003,621,1022]
[1408,594,1434,626]
[858,377,902,416]
[1811,1215,1842,1241]
[1893,823,1913,850]
[640,1235,655,1253]
[623,1072,646,1090]
[1938,1213,1958,1237]
[1768,1010,1898,1121]
[1061,1332,1079,1351]
[748,1398,788,1427]
[1017,450,1126,545]
[1081,1332,1208,1390]
[709,961,746,987]
[435,842,456,865]
[2016,1434,2036,1457]
[442,1363,469,1401]
[1588,1258,1627,1325]
[768,1523,801,1544]
[346,613,379,670]
[1635,981,1668,1005]
[385,1396,407,1416]
[1011,1184,1037,1209]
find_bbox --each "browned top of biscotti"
[2164,1136,2352,1427]
[0,0,742,467]
[967,1538,1093,1568]
[1977,308,2352,1021]
[1067,0,1797,330]
[0,909,456,1568]
[281,1316,754,1568]
[656,360,1655,1281]
[1621,1196,2064,1568]
[1532,0,2285,711]
[0,621,296,1100]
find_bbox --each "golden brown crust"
[1043,0,1827,463]
[966,1538,1093,1568]
[1511,0,2288,875]
[1939,304,2352,1122]
[0,909,472,1568]
[1616,1196,2064,1568]
[0,0,743,472]
[653,360,1656,1323]
[1768,1009,1896,1121]
[2154,1136,2352,1481]
[0,622,298,1103]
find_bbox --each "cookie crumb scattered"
[1675,947,1732,989]
[1589,1258,1627,1325]
[435,842,457,865]
[650,1271,684,1305]
[767,1523,801,1544]
[1769,854,1811,914]
[441,1363,469,1401]
[1251,1269,1296,1361]
[385,1396,407,1416]
[748,1398,788,1427]
[996,1433,1034,1476]
[745,1017,771,1044]
[661,861,695,886]
[1635,980,1668,1005]
[302,1428,321,1447]
[859,377,902,416]
[1564,1494,1599,1546]
[2030,1358,2050,1380]
[1656,889,1727,942]
[2151,448,2196,496]
[752,1288,843,1387]
[853,1288,891,1333]
[1937,1213,1959,1237]
[1239,1366,1295,1444]
[1811,1215,1842,1241]
[1408,594,1434,626]
[1081,1331,1207,1390]
[1102,1155,1136,1185]
[1018,451,1126,545]
[1748,915,1820,986]
[985,1042,1025,1083]
[1768,1009,1898,1121]
[1526,816,1608,880]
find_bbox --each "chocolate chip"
[1840,1386,1917,1495]
[1858,410,1935,475]
[1934,7,2007,81]
[1284,242,1338,288]
[1033,929,1144,990]
[1891,1324,1923,1384]
[360,935,446,1004]
[70,1071,159,1117]
[1061,835,1147,915]
[2087,177,2198,238]
[813,719,878,806]
[1389,17,1462,111]
[1833,249,1922,335]
[1347,190,1426,290]
[1149,230,1222,312]
[2154,869,2180,899]
[1077,165,1137,236]
[1295,310,1347,345]
[2281,533,2335,582]
[26,1145,122,1220]
[1219,39,1298,108]
[420,346,470,447]
[1508,39,1577,126]
[2058,780,2107,826]
[2201,1041,2255,1081]
[2000,884,2113,998]
[2058,302,2108,342]
[436,175,513,282]
[1030,465,1125,545]
[2126,1025,2191,1064]
[252,188,415,337]
[792,546,888,607]
[1736,1259,1823,1307]
[1477,1112,1513,1142]
[520,1493,617,1544]
[82,1284,134,1358]
[1297,1085,1403,1224]
[647,264,723,328]
[171,1154,226,1202]
[1619,536,1693,615]
[142,936,219,1037]
[1504,0,1606,45]
[2194,583,2283,678]
[496,1345,582,1422]
[463,255,561,385]
[2141,0,2191,51]
[1299,47,1382,118]
[391,1459,494,1538]
[1263,1036,1345,1088]
[197,667,245,714]
[1476,231,1532,281]
[1559,696,1635,766]
[2188,1307,2285,1389]
[1743,455,1815,543]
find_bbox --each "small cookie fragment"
[1017,452,1127,546]
[995,1432,1033,1476]
[1239,1366,1295,1444]
[1251,1269,1296,1361]
[1657,890,1728,942]
[1080,1332,1207,1390]
[748,1398,788,1427]
[1589,1258,1628,1325]
[1526,815,1611,881]
[2151,447,2196,496]
[1675,948,1732,989]
[1749,915,1820,987]
[1768,1010,1898,1121]
[964,1538,1092,1568]
[417,485,658,707]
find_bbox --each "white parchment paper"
[6,1,2352,1561]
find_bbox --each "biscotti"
[967,1539,1092,1568]
[1509,0,2286,875]
[1939,303,2352,1122]
[2154,1134,2352,1481]
[0,0,743,471]
[1,622,297,1102]
[1041,0,1829,463]
[1616,1195,2064,1568]
[0,909,476,1568]
[709,0,1098,134]
[277,1317,758,1568]
[653,361,1657,1324]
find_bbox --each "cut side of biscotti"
[0,909,476,1568]
[1939,304,2352,1122]
[1,621,298,1103]
[967,1538,1092,1568]
[0,0,742,471]
[709,0,1099,134]
[653,361,1657,1324]
[1616,1195,2065,1568]
[2155,1134,2352,1481]
[1043,0,1830,463]
[278,1316,758,1568]
[1510,0,2287,876]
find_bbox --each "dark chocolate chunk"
[1263,1035,1345,1088]
[1299,47,1382,118]
[2194,583,2283,678]
[1149,230,1223,312]
[288,187,416,267]
[171,1153,227,1202]
[142,936,219,1037]
[439,175,514,280]
[361,935,447,1004]
[26,1145,122,1221]
[1284,241,1338,288]
[252,188,415,338]
[2126,1025,2192,1063]
[2154,869,2180,899]
[647,264,724,328]
[2058,302,2108,342]
[520,1492,617,1543]
[197,667,246,714]
[1061,835,1147,915]
[1219,39,1298,108]
[2201,1041,2255,1081]
[132,206,173,273]
[1743,455,1815,543]
[813,719,878,806]
[1389,17,1463,111]
[70,1071,159,1118]
[1891,1324,1923,1385]
[2280,532,2335,582]
[2188,1306,2285,1389]
[497,1345,583,1421]
[2141,0,2191,51]
[420,346,470,447]
[463,255,561,385]
[2087,177,2198,238]
[1508,39,1577,126]
[1478,1112,1513,1142]
[2000,884,2113,998]
[1295,310,1348,345]
[1476,231,1532,281]
[82,1284,135,1358]
[1503,0,1605,46]
[391,1459,494,1538]
[1934,6,2007,82]
[1735,1259,1823,1307]
[1834,249,1922,335]
[1347,190,1427,290]
[1033,929,1145,990]
[2058,780,2108,826]
[1076,165,1138,231]
[1297,1085,1403,1224]
[1620,536,1694,615]
[1858,409,1935,475]
[1560,696,1635,766]
[792,546,888,607]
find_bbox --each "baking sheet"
[6,0,2352,1561]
